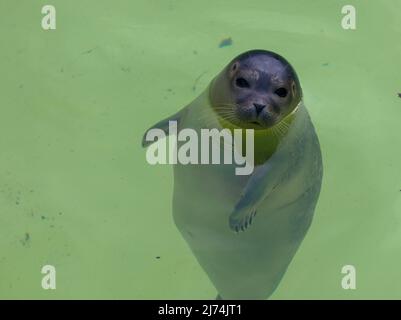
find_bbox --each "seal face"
[210,50,302,130]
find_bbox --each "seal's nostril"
[253,104,265,115]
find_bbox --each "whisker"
[278,125,287,137]
[278,125,286,137]
[272,127,279,139]
[216,110,236,114]
[215,102,237,107]
[278,121,289,134]
[272,124,283,138]
[214,107,236,112]
[279,121,289,129]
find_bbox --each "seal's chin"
[250,117,279,129]
[246,120,274,130]
[217,115,277,131]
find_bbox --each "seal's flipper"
[229,155,286,232]
[230,209,257,233]
[141,109,186,148]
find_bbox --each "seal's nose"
[253,103,266,116]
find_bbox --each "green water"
[0,0,400,299]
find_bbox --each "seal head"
[210,50,302,130]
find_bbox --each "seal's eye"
[235,77,250,88]
[274,87,288,98]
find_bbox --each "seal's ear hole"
[274,87,288,98]
[292,83,296,94]
[235,77,250,88]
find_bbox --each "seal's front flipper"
[230,209,257,233]
[141,109,186,148]
[229,156,286,232]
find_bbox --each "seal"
[142,50,323,299]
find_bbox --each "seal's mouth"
[249,120,266,128]
[215,102,300,132]
[218,116,271,130]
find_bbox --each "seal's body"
[143,50,323,299]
